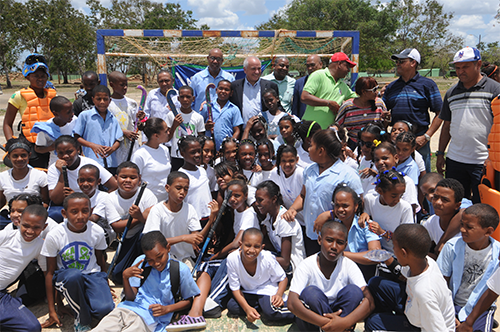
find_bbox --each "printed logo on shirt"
[175,123,195,137]
[59,241,93,270]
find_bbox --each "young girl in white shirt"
[237,140,262,205]
[294,120,321,169]
[256,138,276,182]
[199,136,217,192]
[131,117,171,201]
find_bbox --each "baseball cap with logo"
[450,46,481,64]
[330,52,357,68]
[391,48,421,64]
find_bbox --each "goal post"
[96,29,360,87]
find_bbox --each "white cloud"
[450,15,488,31]
[440,0,497,16]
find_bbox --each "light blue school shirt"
[200,100,243,151]
[437,237,500,321]
[119,254,200,332]
[347,215,381,253]
[190,67,235,113]
[242,78,262,125]
[396,156,420,185]
[303,160,363,240]
[72,107,123,168]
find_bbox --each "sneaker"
[203,305,222,318]
[166,315,207,331]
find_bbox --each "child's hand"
[205,121,214,132]
[245,307,261,323]
[321,310,345,332]
[129,204,142,220]
[56,304,73,320]
[358,212,370,228]
[252,164,262,173]
[208,200,219,216]
[123,259,144,280]
[173,114,184,129]
[136,110,146,121]
[368,221,384,236]
[55,159,68,173]
[314,211,332,234]
[123,130,139,141]
[90,143,108,158]
[149,304,172,317]
[63,187,74,198]
[246,116,259,129]
[42,311,62,328]
[271,294,284,308]
[359,167,377,179]
[457,319,472,332]
[184,233,204,245]
[282,208,297,222]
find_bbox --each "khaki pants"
[91,307,150,332]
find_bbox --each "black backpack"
[139,259,181,302]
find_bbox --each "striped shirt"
[439,75,500,164]
[335,97,387,142]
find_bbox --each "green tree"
[255,0,400,71]
[0,0,24,88]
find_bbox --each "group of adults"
[143,45,500,204]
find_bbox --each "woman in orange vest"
[3,54,56,168]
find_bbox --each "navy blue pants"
[198,258,231,311]
[227,293,294,322]
[364,276,419,332]
[111,231,143,285]
[455,305,496,332]
[0,290,41,332]
[48,203,64,223]
[296,284,364,332]
[54,269,114,326]
[446,158,483,203]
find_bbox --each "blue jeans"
[417,140,431,173]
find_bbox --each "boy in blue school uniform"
[437,203,500,332]
[42,192,114,331]
[73,85,123,172]
[92,231,202,332]
[201,80,243,150]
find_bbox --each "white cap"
[391,48,421,64]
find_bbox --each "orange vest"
[488,96,500,172]
[20,87,56,143]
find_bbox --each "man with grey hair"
[262,56,296,113]
[292,55,322,118]
[144,68,180,122]
[230,56,279,126]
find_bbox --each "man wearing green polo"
[301,52,357,128]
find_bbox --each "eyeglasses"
[395,59,410,65]
[365,86,380,93]
[209,56,223,62]
[25,54,47,66]
[359,140,374,148]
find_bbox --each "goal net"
[96,29,359,86]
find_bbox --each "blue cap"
[23,53,49,77]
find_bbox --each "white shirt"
[109,96,139,165]
[227,249,286,296]
[2,216,58,240]
[363,192,414,252]
[270,166,305,226]
[264,111,287,137]
[290,254,366,304]
[165,111,205,158]
[180,166,212,219]
[366,175,419,212]
[486,265,500,295]
[414,150,426,173]
[422,214,460,245]
[144,202,201,260]
[47,156,112,192]
[206,165,217,192]
[0,229,46,290]
[261,206,305,271]
[296,144,313,169]
[131,145,171,202]
[233,208,259,235]
[403,257,455,332]
[358,156,376,196]
[109,187,158,238]
[242,169,263,205]
[35,116,77,167]
[90,190,121,224]
[0,168,47,202]
[41,220,107,274]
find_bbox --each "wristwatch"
[424,133,431,141]
[435,151,445,156]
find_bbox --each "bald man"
[262,56,296,113]
[229,56,279,126]
[190,48,235,113]
[292,55,322,118]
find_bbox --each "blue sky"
[72,0,500,48]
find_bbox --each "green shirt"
[302,68,357,129]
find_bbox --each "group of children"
[2,57,500,332]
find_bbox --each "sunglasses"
[25,54,47,66]
[359,140,374,148]
[209,56,223,62]
[365,86,380,93]
[395,59,410,65]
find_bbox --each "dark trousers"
[0,290,41,332]
[227,293,294,322]
[302,225,321,257]
[171,157,184,171]
[446,158,483,203]
[296,284,364,332]
[54,269,114,326]
[199,258,231,310]
[365,276,419,332]
[111,231,143,285]
[455,304,496,332]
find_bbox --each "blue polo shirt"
[200,100,243,151]
[119,254,200,332]
[303,160,363,240]
[72,107,123,167]
[190,67,235,113]
[383,73,442,130]
[347,215,381,253]
[396,156,420,185]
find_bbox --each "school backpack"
[139,259,181,302]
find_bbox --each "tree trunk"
[5,72,12,89]
[63,70,69,84]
